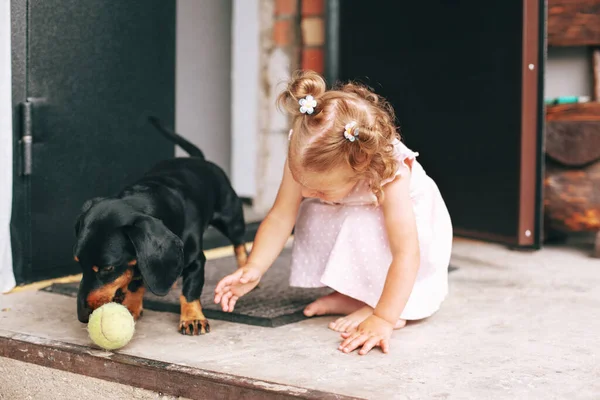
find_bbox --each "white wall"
[0,0,15,293]
[176,0,232,175]
[231,0,259,198]
[545,46,592,99]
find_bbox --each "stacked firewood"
[544,102,600,257]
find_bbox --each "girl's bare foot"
[329,305,373,332]
[394,319,407,329]
[303,291,365,317]
[330,306,408,332]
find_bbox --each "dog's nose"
[77,296,92,323]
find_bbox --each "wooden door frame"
[519,0,545,248]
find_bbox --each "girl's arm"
[339,169,420,355]
[373,169,420,324]
[245,160,303,275]
[214,161,302,310]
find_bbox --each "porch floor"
[1,238,599,399]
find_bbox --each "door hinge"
[20,101,33,176]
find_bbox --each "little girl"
[214,71,452,355]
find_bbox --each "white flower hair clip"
[299,95,317,115]
[344,121,359,142]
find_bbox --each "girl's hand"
[214,265,262,312]
[213,159,302,313]
[339,315,394,355]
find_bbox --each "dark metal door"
[11,0,176,284]
[332,0,545,248]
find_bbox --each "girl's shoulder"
[390,139,419,175]
[391,138,418,159]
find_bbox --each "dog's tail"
[148,116,205,159]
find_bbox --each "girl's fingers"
[214,285,231,304]
[343,334,369,353]
[214,278,227,294]
[380,339,390,354]
[341,333,368,353]
[228,296,238,312]
[358,337,380,355]
[219,292,229,311]
[220,291,234,312]
[339,331,360,349]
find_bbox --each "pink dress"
[290,139,453,320]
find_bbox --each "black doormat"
[43,248,460,328]
[43,248,332,328]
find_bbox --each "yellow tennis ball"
[87,302,135,350]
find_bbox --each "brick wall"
[272,0,326,73]
[300,0,325,74]
[273,0,300,63]
[254,0,327,212]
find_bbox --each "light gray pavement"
[1,238,599,399]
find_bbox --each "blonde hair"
[278,70,400,200]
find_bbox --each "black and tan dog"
[73,117,247,335]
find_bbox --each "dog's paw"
[178,296,209,335]
[179,319,210,335]
[131,308,143,321]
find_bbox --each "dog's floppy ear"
[74,197,105,237]
[74,197,106,259]
[124,215,184,296]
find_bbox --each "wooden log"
[544,160,600,231]
[544,159,600,257]
[548,0,600,46]
[546,120,600,166]
[546,102,600,122]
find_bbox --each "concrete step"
[0,356,186,400]
[0,331,354,400]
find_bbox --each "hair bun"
[277,70,327,116]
